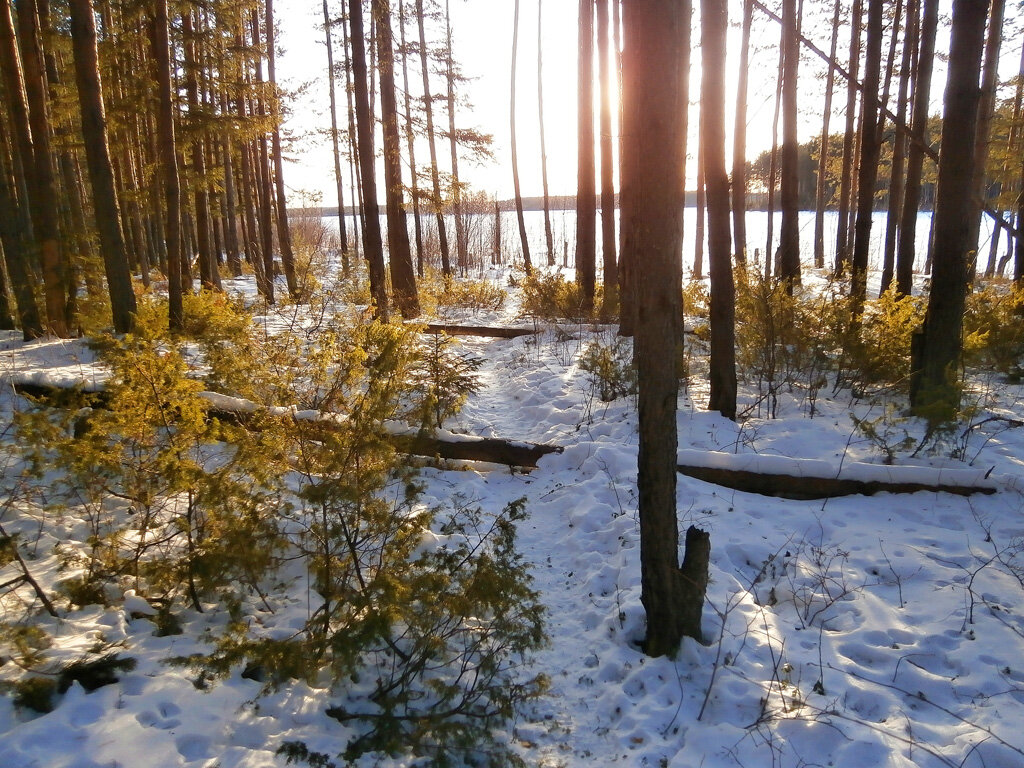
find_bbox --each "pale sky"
[276,0,1020,208]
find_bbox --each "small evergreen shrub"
[963,282,1024,376]
[579,336,637,401]
[410,331,484,431]
[518,268,602,323]
[419,268,507,313]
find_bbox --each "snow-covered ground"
[2,268,1024,768]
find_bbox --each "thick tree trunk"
[910,0,989,414]
[69,0,136,333]
[576,0,596,311]
[0,122,43,338]
[624,0,706,657]
[777,0,801,286]
[897,0,938,296]
[13,0,69,336]
[702,0,736,420]
[348,0,389,318]
[373,0,419,318]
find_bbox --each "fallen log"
[11,380,563,470]
[416,323,537,339]
[677,450,999,499]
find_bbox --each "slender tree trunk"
[341,10,361,261]
[576,0,597,311]
[0,120,43,338]
[880,0,918,294]
[443,0,468,274]
[836,0,863,274]
[324,1,350,264]
[910,0,989,414]
[850,0,885,308]
[349,0,389,317]
[765,35,784,279]
[813,0,842,271]
[266,0,297,298]
[511,0,532,273]
[702,0,736,419]
[69,0,136,333]
[538,0,555,266]
[597,0,617,311]
[414,0,452,276]
[625,0,707,658]
[964,0,1006,278]
[993,38,1024,278]
[252,12,277,304]
[151,0,183,330]
[777,0,801,286]
[373,0,419,318]
[896,0,938,295]
[694,144,705,279]
[396,0,423,277]
[732,0,752,265]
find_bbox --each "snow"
[2,271,1024,768]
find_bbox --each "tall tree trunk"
[910,0,989,414]
[69,0,136,333]
[252,12,276,304]
[348,0,389,317]
[443,0,468,274]
[396,0,423,277]
[266,0,297,298]
[324,1,350,264]
[151,0,183,330]
[993,38,1024,278]
[341,9,361,261]
[896,0,938,295]
[538,0,555,266]
[13,0,69,336]
[732,0,752,265]
[813,0,842,271]
[576,0,597,311]
[625,0,706,658]
[964,0,1006,279]
[182,12,219,292]
[694,143,705,279]
[880,0,919,294]
[510,0,532,273]
[777,0,801,286]
[836,0,863,275]
[597,0,617,311]
[222,136,242,276]
[850,0,885,309]
[373,0,419,318]
[414,0,452,276]
[0,119,43,338]
[702,0,736,419]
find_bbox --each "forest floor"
[2,266,1024,767]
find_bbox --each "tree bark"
[324,1,350,262]
[68,0,137,333]
[510,0,532,274]
[150,0,183,330]
[850,0,885,309]
[396,0,423,277]
[777,0,801,286]
[538,0,555,266]
[576,0,596,311]
[813,0,842,271]
[373,0,419,318]
[835,0,863,275]
[443,0,468,274]
[597,0,617,312]
[910,0,989,415]
[731,0,752,265]
[348,0,389,318]
[896,0,938,296]
[266,0,297,298]
[0,116,43,338]
[624,0,706,656]
[702,0,736,420]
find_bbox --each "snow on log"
[677,449,1003,499]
